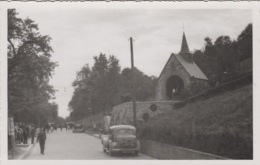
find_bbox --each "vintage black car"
[101,125,140,156]
[73,122,84,133]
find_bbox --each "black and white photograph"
[0,1,258,164]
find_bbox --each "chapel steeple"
[179,32,193,63]
[179,32,190,54]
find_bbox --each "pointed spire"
[179,32,193,63]
[179,32,190,54]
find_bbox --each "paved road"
[24,130,153,160]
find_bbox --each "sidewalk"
[8,138,36,160]
[84,129,101,139]
[91,134,100,138]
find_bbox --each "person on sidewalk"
[36,127,40,143]
[22,126,28,144]
[38,128,47,155]
[31,127,36,144]
[28,125,32,139]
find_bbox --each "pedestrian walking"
[36,127,40,143]
[23,127,28,144]
[38,128,47,155]
[16,127,22,144]
[45,124,50,133]
[28,125,32,139]
[18,127,22,144]
[31,127,36,144]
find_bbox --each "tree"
[91,54,110,115]
[193,23,252,86]
[68,53,157,121]
[8,9,58,125]
[106,55,122,111]
[49,102,58,122]
[121,67,157,102]
[193,50,208,76]
[57,116,66,127]
[204,37,224,77]
[68,64,92,120]
[69,54,122,120]
[90,54,122,115]
[214,36,238,74]
[236,23,252,61]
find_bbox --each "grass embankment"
[138,84,252,159]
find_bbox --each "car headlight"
[112,142,117,147]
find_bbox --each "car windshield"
[115,129,134,136]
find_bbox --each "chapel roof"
[174,54,208,80]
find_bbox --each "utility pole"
[130,37,137,128]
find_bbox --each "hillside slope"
[138,84,252,159]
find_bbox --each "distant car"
[66,122,75,129]
[73,122,84,133]
[102,125,140,156]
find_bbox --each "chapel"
[155,32,209,101]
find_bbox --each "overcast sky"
[16,9,251,118]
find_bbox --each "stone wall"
[110,101,178,126]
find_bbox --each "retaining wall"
[110,101,178,126]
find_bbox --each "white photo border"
[0,1,259,165]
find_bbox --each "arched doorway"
[166,75,184,100]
